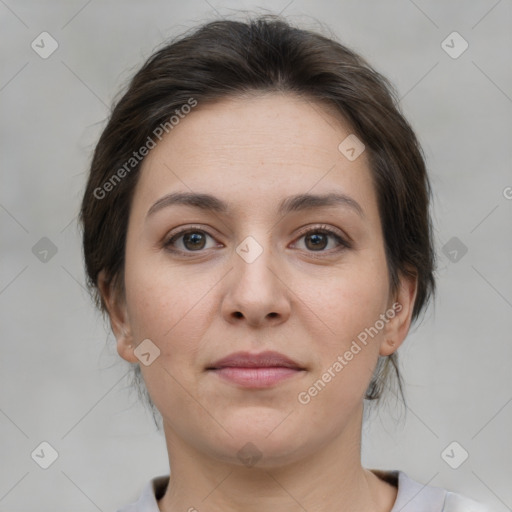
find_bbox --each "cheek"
[308,259,389,341]
[124,248,211,336]
[123,253,222,389]
[299,258,389,396]
[123,260,213,413]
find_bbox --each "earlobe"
[116,336,138,364]
[379,338,396,357]
[97,270,138,364]
[379,272,418,356]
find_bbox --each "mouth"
[206,351,306,388]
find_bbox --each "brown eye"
[304,232,329,251]
[164,228,217,254]
[293,226,350,254]
[182,231,207,250]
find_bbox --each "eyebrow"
[146,191,364,219]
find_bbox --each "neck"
[157,407,397,512]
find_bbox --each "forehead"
[133,93,377,218]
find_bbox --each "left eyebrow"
[278,192,364,218]
[146,191,365,219]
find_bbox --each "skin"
[99,93,417,512]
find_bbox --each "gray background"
[1,1,511,511]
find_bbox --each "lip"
[208,350,303,370]
[206,351,305,388]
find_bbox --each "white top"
[115,470,491,512]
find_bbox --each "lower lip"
[209,367,302,388]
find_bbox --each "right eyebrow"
[146,192,228,219]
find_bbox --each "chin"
[211,437,307,470]
[200,410,314,467]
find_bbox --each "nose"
[221,238,291,328]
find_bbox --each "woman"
[80,15,490,512]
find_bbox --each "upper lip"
[207,351,304,370]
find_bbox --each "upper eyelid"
[294,224,347,240]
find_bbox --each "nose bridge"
[234,232,279,299]
[222,232,290,326]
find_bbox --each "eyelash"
[163,224,350,257]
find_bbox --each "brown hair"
[80,15,435,416]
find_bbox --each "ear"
[379,271,418,357]
[97,270,138,363]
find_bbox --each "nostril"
[233,311,243,318]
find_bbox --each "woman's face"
[102,93,416,467]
